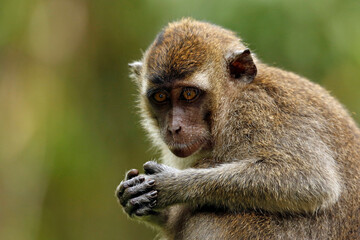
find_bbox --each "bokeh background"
[0,0,359,239]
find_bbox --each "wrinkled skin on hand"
[115,161,179,217]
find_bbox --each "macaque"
[116,18,360,239]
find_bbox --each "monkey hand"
[116,168,159,217]
[116,161,179,217]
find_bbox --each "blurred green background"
[0,0,359,239]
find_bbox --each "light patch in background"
[28,0,88,65]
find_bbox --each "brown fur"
[145,19,244,84]
[122,18,360,239]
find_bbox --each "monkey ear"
[227,49,257,83]
[128,61,143,80]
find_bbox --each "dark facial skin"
[147,82,212,158]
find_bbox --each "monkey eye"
[152,91,168,103]
[181,88,200,102]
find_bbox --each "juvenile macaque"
[116,18,360,239]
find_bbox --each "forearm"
[156,159,341,214]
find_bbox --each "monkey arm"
[147,155,341,214]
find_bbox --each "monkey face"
[131,19,257,159]
[146,82,212,158]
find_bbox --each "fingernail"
[149,200,157,207]
[135,211,143,217]
[130,200,139,207]
[150,190,157,197]
[148,180,155,185]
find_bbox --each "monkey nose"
[167,125,182,135]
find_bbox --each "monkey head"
[129,18,257,158]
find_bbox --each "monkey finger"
[144,161,166,174]
[116,181,128,199]
[122,175,146,190]
[115,181,124,199]
[131,190,158,205]
[124,201,138,216]
[126,169,139,180]
[116,175,145,199]
[134,205,157,217]
[125,190,158,215]
[121,179,156,204]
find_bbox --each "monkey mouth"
[168,139,207,158]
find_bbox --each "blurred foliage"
[0,0,359,239]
